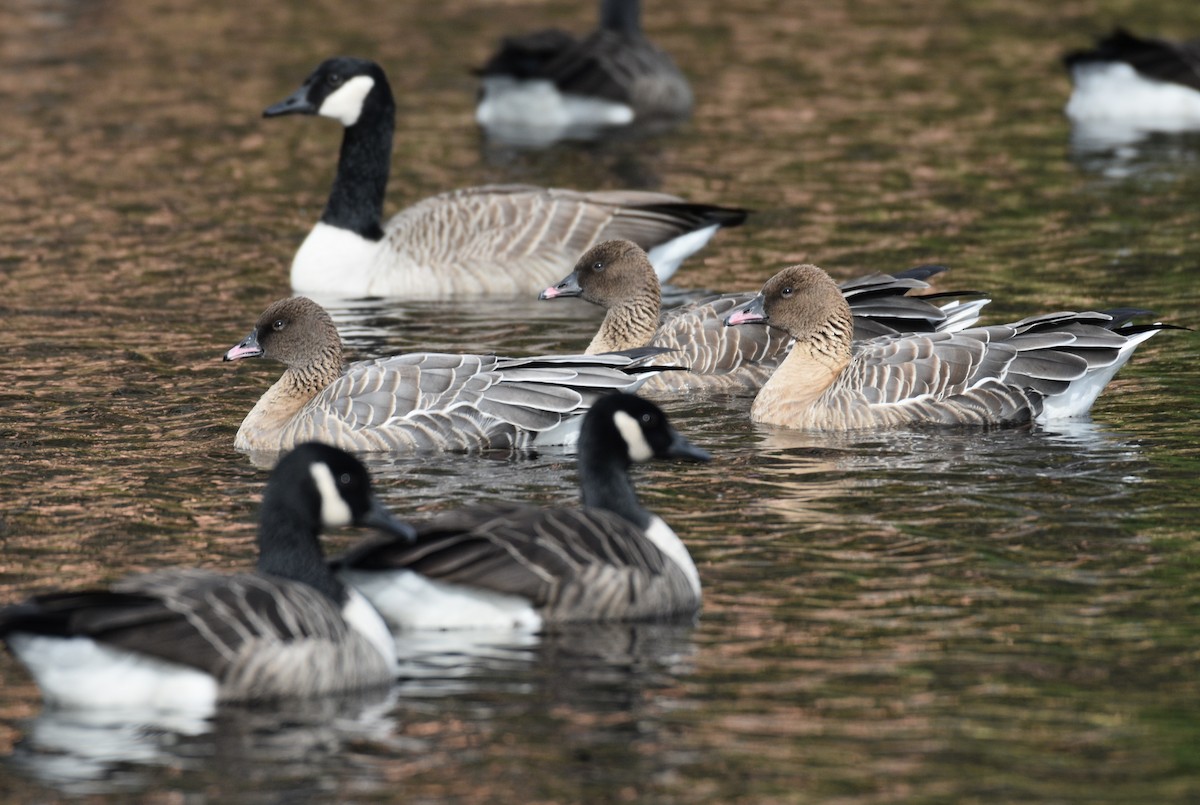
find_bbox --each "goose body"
[539,240,990,392]
[724,264,1173,430]
[265,57,741,299]
[474,0,692,142]
[1064,29,1200,124]
[0,444,413,712]
[335,393,708,629]
[223,296,669,456]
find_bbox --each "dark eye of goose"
[592,261,605,272]
[338,472,352,486]
[641,412,654,425]
[781,286,793,297]
[272,319,287,331]
[327,73,343,88]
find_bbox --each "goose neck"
[600,0,641,34]
[578,441,650,529]
[322,98,394,240]
[255,501,345,603]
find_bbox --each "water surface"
[1,0,1199,801]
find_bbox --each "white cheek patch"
[310,462,353,528]
[318,75,376,126]
[613,410,654,463]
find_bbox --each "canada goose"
[334,393,708,629]
[1063,29,1200,124]
[538,240,990,392]
[223,296,671,456]
[264,57,743,299]
[723,264,1174,430]
[0,443,414,712]
[474,0,692,141]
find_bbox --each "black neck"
[319,91,394,241]
[599,0,641,34]
[255,497,346,604]
[578,430,651,529]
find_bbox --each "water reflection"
[5,621,696,798]
[1068,122,1200,178]
[7,687,403,797]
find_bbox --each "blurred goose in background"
[264,57,741,299]
[474,0,692,144]
[335,393,708,629]
[724,264,1175,430]
[538,240,990,392]
[1064,29,1200,127]
[223,296,671,456]
[0,443,412,712]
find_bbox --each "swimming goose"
[474,0,693,141]
[223,296,670,456]
[264,57,743,299]
[538,240,990,392]
[1064,29,1200,124]
[723,264,1173,430]
[0,443,413,711]
[334,393,709,629]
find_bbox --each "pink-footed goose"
[264,57,743,299]
[723,264,1175,430]
[538,240,990,392]
[223,297,670,458]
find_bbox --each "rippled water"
[2,0,1199,801]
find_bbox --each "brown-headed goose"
[334,393,708,629]
[538,240,990,392]
[0,443,413,712]
[264,57,742,299]
[1064,29,1200,125]
[474,0,692,144]
[223,297,669,456]
[724,264,1175,430]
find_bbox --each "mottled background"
[1,0,1198,801]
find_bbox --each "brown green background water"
[1,0,1198,801]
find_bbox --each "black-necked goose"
[223,296,671,456]
[264,57,742,299]
[334,393,708,629]
[474,0,692,142]
[1064,29,1200,125]
[538,240,989,392]
[724,264,1175,430]
[0,443,413,712]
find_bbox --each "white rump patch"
[7,634,218,715]
[340,569,543,632]
[645,224,720,283]
[1067,62,1200,123]
[643,516,701,598]
[310,462,353,528]
[319,75,376,126]
[476,77,634,129]
[613,409,654,463]
[341,589,399,673]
